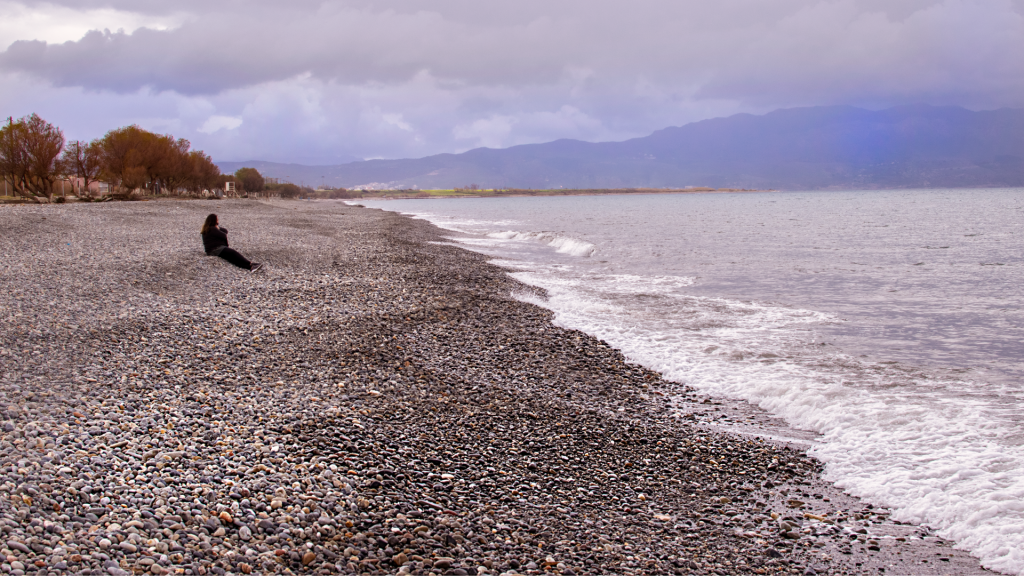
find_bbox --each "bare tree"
[24,115,66,199]
[0,114,65,201]
[0,117,28,198]
[60,140,102,198]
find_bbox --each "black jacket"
[202,226,228,254]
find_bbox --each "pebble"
[0,200,984,576]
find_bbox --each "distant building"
[71,179,110,196]
[351,181,417,191]
[225,182,236,193]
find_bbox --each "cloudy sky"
[1,0,1022,164]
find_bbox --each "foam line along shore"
[0,200,988,575]
[357,189,1024,575]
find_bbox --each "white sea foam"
[413,216,519,235]
[487,230,597,257]
[507,265,1024,576]
[358,194,1024,575]
[356,205,521,235]
[365,206,597,258]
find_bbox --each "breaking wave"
[487,230,597,257]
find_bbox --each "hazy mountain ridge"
[214,159,362,187]
[218,105,1024,190]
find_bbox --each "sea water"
[357,189,1024,574]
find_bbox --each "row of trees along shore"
[0,113,306,202]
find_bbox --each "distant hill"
[214,159,361,187]
[219,105,1024,190]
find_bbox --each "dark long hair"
[201,214,218,234]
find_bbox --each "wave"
[487,230,597,257]
[355,193,1024,575]
[508,264,1024,576]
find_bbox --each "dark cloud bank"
[2,0,1023,171]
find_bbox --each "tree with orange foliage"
[234,167,264,196]
[185,150,221,196]
[152,135,191,195]
[97,125,158,196]
[5,117,224,201]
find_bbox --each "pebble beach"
[0,200,990,576]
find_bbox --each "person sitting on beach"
[201,214,263,272]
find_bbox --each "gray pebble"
[0,200,981,576]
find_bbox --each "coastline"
[355,188,767,201]
[0,200,989,575]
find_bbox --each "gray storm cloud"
[1,0,1022,162]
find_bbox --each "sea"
[356,188,1024,575]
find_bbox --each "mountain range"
[216,105,1024,190]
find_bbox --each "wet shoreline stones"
[0,200,989,575]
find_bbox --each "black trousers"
[211,247,252,269]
